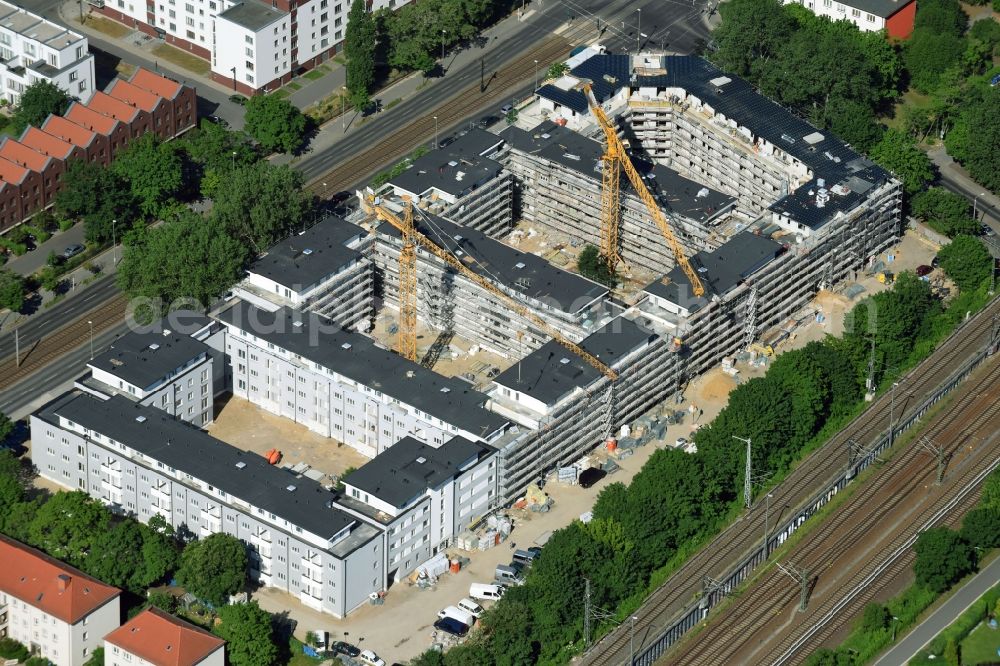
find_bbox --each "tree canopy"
[345,0,376,109]
[26,491,110,567]
[110,134,184,216]
[176,533,248,605]
[913,527,975,593]
[214,602,277,666]
[55,160,137,245]
[868,129,934,195]
[244,95,308,154]
[943,86,1000,192]
[211,161,312,252]
[910,187,978,238]
[0,270,26,313]
[937,235,992,291]
[11,81,72,136]
[577,245,617,287]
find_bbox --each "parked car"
[229,94,248,105]
[479,114,500,129]
[674,436,689,449]
[359,649,386,666]
[931,255,940,268]
[207,114,228,126]
[312,630,328,651]
[331,641,360,657]
[981,224,996,237]
[578,467,607,489]
[494,563,524,586]
[991,72,1000,87]
[512,548,539,567]
[500,103,513,115]
[457,598,484,618]
[468,583,504,601]
[437,605,476,627]
[434,617,470,637]
[61,244,85,259]
[915,264,933,277]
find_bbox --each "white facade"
[212,5,289,92]
[0,1,95,103]
[296,0,347,63]
[1,589,119,666]
[784,0,886,31]
[106,643,225,666]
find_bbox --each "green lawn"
[151,43,210,76]
[286,637,323,666]
[83,15,132,38]
[303,68,328,81]
[961,622,1000,665]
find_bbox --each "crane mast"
[582,84,706,298]
[368,198,618,381]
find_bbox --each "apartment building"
[104,608,225,666]
[217,301,510,457]
[0,1,94,104]
[502,120,738,274]
[233,214,374,331]
[783,0,917,38]
[341,435,498,583]
[372,204,613,357]
[381,129,514,237]
[97,0,361,95]
[31,392,387,618]
[0,67,195,234]
[75,312,225,426]
[0,535,121,666]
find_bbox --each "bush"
[0,269,26,313]
[0,638,30,661]
[0,236,28,256]
[25,657,53,666]
[913,527,975,593]
[577,244,617,287]
[57,218,74,232]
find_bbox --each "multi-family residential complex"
[0,1,94,104]
[104,608,225,666]
[0,535,121,666]
[783,0,917,37]
[0,67,195,234]
[217,301,510,456]
[95,0,377,94]
[233,214,374,331]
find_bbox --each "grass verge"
[82,15,132,38]
[151,43,210,76]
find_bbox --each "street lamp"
[534,59,539,90]
[636,8,641,51]
[111,218,117,265]
[891,615,900,641]
[231,151,236,170]
[441,29,447,63]
[888,381,900,447]
[88,320,94,360]
[629,615,638,665]
[230,67,237,91]
[433,115,438,149]
[341,85,347,131]
[973,192,985,221]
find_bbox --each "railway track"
[666,358,1000,665]
[0,293,128,391]
[581,298,1000,666]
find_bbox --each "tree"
[83,520,179,593]
[445,644,494,666]
[55,160,137,244]
[959,506,1000,549]
[214,602,277,666]
[804,648,855,666]
[943,637,960,666]
[481,598,537,666]
[176,533,248,605]
[546,62,569,79]
[82,646,104,666]
[145,590,178,613]
[910,188,978,238]
[858,602,890,634]
[111,134,183,217]
[411,651,446,666]
[179,121,256,198]
[981,469,1000,509]
[244,95,308,154]
[903,29,967,93]
[0,269,25,313]
[116,211,250,308]
[937,235,992,292]
[26,491,110,567]
[211,161,311,251]
[0,638,30,662]
[345,0,376,109]
[0,448,27,513]
[868,129,934,195]
[913,527,975,593]
[710,0,796,79]
[577,245,617,287]
[819,98,883,153]
[10,81,72,135]
[913,0,967,37]
[949,87,1000,192]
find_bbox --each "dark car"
[61,244,85,260]
[982,224,996,238]
[578,467,607,489]
[479,114,500,129]
[931,255,940,268]
[207,114,228,126]
[229,94,248,105]
[331,641,360,657]
[434,617,470,637]
[915,264,933,277]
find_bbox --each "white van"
[457,598,484,618]
[469,583,505,601]
[438,605,476,626]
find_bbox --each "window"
[245,34,253,44]
[78,80,87,93]
[246,74,254,83]
[246,46,254,56]
[866,12,875,20]
[851,7,860,16]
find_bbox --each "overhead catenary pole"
[733,435,752,509]
[763,492,774,559]
[14,327,19,367]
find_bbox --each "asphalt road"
[939,177,1000,228]
[873,555,1000,666]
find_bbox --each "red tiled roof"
[21,127,76,160]
[0,138,51,172]
[86,91,141,124]
[65,102,120,136]
[42,115,98,149]
[107,78,163,113]
[0,156,31,185]
[0,535,121,624]
[104,608,225,666]
[130,67,184,101]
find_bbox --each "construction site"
[354,48,902,504]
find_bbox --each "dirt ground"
[206,398,369,480]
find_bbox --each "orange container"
[606,438,618,452]
[450,560,461,573]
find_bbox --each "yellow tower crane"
[582,83,706,298]
[368,197,618,383]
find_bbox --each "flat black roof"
[344,435,494,509]
[643,231,784,311]
[249,215,365,290]
[41,393,357,541]
[389,130,505,199]
[377,209,608,313]
[89,322,210,390]
[568,54,894,230]
[217,1,284,30]
[217,301,508,439]
[493,316,656,406]
[502,121,735,224]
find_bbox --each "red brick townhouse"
[0,67,196,234]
